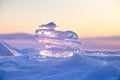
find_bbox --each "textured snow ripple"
[79,51,120,57]
[0,50,120,80]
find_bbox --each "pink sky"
[0,0,120,37]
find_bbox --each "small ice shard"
[0,41,21,56]
[35,22,81,57]
[39,22,57,29]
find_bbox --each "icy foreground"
[0,22,120,80]
[0,39,120,80]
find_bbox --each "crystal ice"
[35,22,81,57]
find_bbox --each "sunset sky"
[0,0,120,37]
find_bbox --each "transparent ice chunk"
[35,22,81,57]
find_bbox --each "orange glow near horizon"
[0,0,120,37]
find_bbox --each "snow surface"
[0,39,120,80]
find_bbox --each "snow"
[0,39,120,80]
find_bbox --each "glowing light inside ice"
[35,22,81,57]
